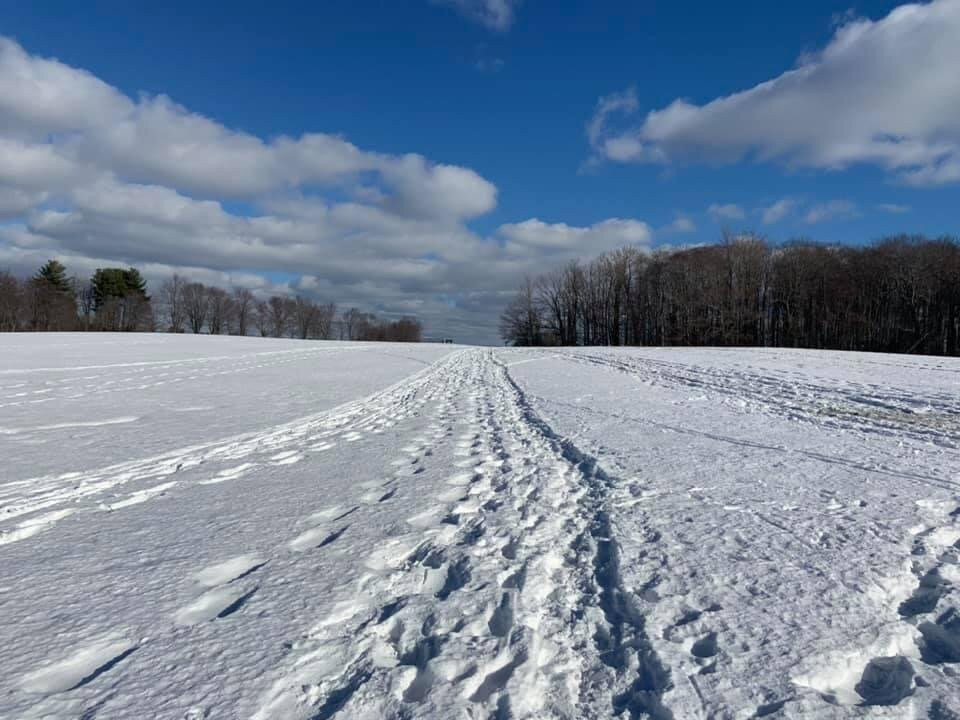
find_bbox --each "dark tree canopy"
[90,267,152,331]
[502,234,960,357]
[91,267,149,310]
[33,259,72,294]
[28,259,77,331]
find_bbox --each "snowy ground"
[2,335,959,719]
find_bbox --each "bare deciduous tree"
[0,271,23,331]
[292,296,318,339]
[501,234,960,356]
[160,274,187,333]
[268,295,289,338]
[182,282,209,334]
[207,287,233,335]
[232,287,254,336]
[500,277,542,346]
[255,300,270,337]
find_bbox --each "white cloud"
[587,0,960,186]
[877,202,911,214]
[0,36,651,343]
[432,0,519,30]
[0,38,129,137]
[707,203,745,222]
[497,218,653,256]
[0,186,48,220]
[0,39,496,217]
[804,199,859,224]
[661,215,697,234]
[760,198,798,225]
[0,138,82,190]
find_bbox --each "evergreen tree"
[34,260,72,294]
[30,259,76,330]
[91,267,152,331]
[123,268,148,298]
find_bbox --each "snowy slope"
[1,337,959,719]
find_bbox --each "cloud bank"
[587,0,960,186]
[0,37,648,343]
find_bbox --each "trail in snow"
[508,346,960,719]
[2,337,960,719]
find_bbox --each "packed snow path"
[2,336,959,719]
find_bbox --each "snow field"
[1,336,959,718]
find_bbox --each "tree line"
[501,234,960,356]
[0,261,422,342]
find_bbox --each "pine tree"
[91,267,152,331]
[29,260,77,331]
[34,260,71,294]
[91,268,129,311]
[123,268,148,299]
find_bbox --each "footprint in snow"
[193,555,265,587]
[21,635,138,695]
[175,586,258,625]
[198,463,255,485]
[269,451,303,466]
[173,554,265,625]
[690,631,719,659]
[289,524,350,552]
[99,481,178,511]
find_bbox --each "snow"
[2,334,960,718]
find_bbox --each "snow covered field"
[2,335,959,719]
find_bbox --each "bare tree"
[160,274,187,333]
[182,282,209,334]
[340,307,363,340]
[207,287,232,335]
[315,302,336,339]
[268,295,290,338]
[232,287,254,336]
[388,317,422,342]
[503,234,960,356]
[254,300,271,337]
[500,277,542,346]
[74,278,95,330]
[0,271,23,331]
[291,296,318,339]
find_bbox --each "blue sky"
[0,0,957,342]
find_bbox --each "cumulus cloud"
[586,0,960,186]
[497,218,653,256]
[804,199,859,224]
[661,215,697,234]
[0,38,496,214]
[707,203,746,222]
[432,0,520,30]
[760,198,799,225]
[0,37,650,343]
